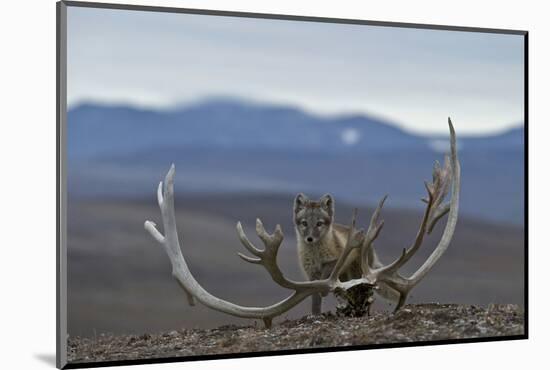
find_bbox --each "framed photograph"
[56,1,528,368]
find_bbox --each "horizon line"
[67,96,524,138]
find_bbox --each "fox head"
[293,193,334,245]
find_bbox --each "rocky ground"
[67,303,525,365]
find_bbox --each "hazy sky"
[67,6,525,135]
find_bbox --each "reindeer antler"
[144,119,460,327]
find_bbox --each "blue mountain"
[66,98,524,225]
[67,98,433,160]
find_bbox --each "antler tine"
[366,195,387,241]
[361,195,387,273]
[351,207,358,230]
[425,154,452,234]
[144,220,165,244]
[237,252,262,265]
[329,209,366,281]
[157,181,164,206]
[236,222,263,257]
[236,220,285,264]
[374,189,434,275]
[255,219,284,255]
[427,203,451,234]
[236,219,301,290]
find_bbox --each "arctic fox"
[293,193,362,315]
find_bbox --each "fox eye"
[316,221,324,227]
[301,220,308,227]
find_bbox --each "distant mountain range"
[67,98,525,224]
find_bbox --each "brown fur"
[293,193,362,314]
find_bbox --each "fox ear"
[320,194,334,217]
[294,193,309,214]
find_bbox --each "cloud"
[67,6,524,135]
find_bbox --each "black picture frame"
[56,1,529,368]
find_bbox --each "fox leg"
[311,293,322,315]
[309,269,324,314]
[310,261,338,314]
[319,261,336,297]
